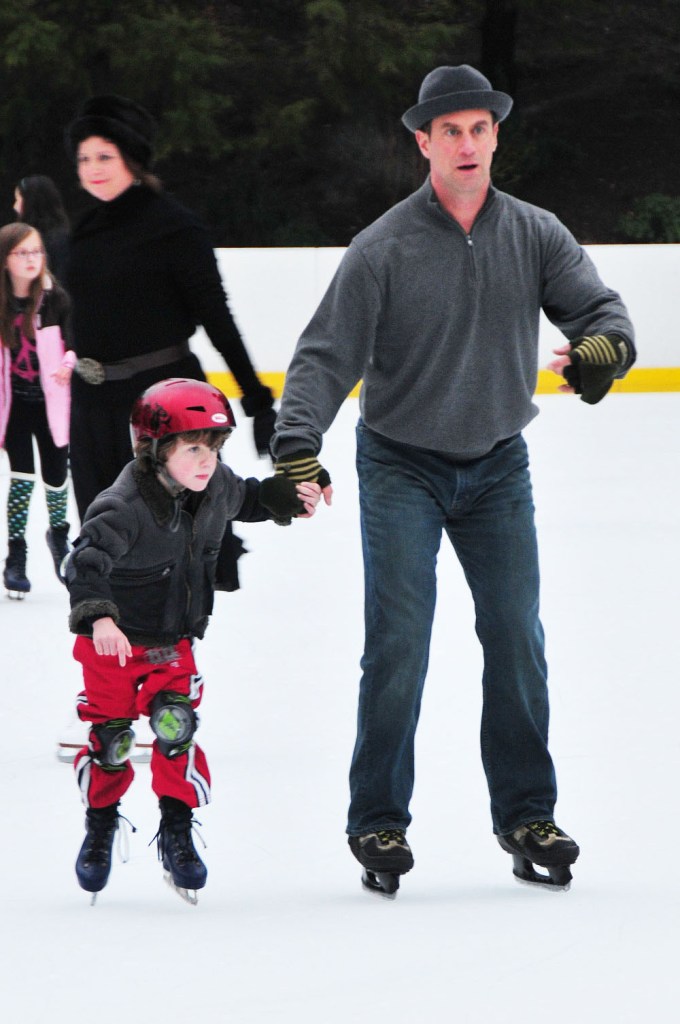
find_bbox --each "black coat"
[67,461,271,646]
[65,184,263,408]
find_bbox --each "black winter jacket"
[67,461,271,646]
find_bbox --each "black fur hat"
[65,95,157,168]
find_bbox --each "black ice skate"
[155,797,207,905]
[75,803,121,903]
[348,829,414,900]
[45,524,71,584]
[497,820,580,891]
[3,538,30,599]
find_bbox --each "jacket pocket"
[110,561,175,633]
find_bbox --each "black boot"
[157,797,207,892]
[3,538,30,597]
[45,523,71,584]
[75,803,120,894]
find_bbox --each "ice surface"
[0,394,678,1022]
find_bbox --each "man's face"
[415,109,498,197]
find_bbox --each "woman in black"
[64,95,275,551]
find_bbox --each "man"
[263,65,635,896]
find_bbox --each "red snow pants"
[72,635,211,810]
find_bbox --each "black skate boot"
[3,538,30,598]
[45,523,71,584]
[155,797,207,904]
[75,803,120,900]
[497,820,580,891]
[348,829,414,900]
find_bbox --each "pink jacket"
[0,277,73,449]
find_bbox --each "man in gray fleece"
[263,64,635,897]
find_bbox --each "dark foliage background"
[0,0,678,246]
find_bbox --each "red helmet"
[130,378,235,445]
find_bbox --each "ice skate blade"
[513,872,571,892]
[56,743,152,764]
[361,869,400,900]
[511,855,572,892]
[163,870,199,905]
[5,590,28,600]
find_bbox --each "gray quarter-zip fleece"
[273,179,635,460]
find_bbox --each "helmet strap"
[150,439,186,498]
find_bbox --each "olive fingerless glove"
[562,333,630,405]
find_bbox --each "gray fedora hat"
[402,64,513,132]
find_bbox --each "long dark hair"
[0,223,47,350]
[16,175,70,234]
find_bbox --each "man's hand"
[92,617,133,667]
[272,451,333,504]
[548,334,629,404]
[295,482,322,518]
[259,451,332,524]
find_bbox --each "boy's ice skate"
[155,797,207,905]
[4,538,30,599]
[75,803,121,904]
[497,820,579,891]
[348,829,414,899]
[45,523,71,584]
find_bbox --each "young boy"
[66,377,320,902]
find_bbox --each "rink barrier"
[191,245,680,395]
[207,367,680,400]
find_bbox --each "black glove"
[562,334,629,405]
[241,386,276,457]
[258,451,331,526]
[258,476,305,526]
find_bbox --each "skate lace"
[151,817,206,865]
[376,829,407,846]
[527,820,560,838]
[87,813,137,865]
[116,814,137,864]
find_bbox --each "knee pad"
[149,692,198,758]
[91,720,136,768]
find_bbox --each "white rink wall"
[190,245,680,376]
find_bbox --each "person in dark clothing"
[66,378,320,902]
[63,95,276,530]
[0,222,75,596]
[13,175,71,284]
[267,65,636,898]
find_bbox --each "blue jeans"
[348,422,557,836]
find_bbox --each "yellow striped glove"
[563,334,630,404]
[259,451,331,525]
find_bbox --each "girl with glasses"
[0,222,75,596]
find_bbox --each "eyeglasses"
[8,248,44,260]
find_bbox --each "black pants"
[4,395,68,486]
[70,397,133,520]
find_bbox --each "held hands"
[92,616,133,667]
[259,451,333,525]
[548,334,629,404]
[296,482,322,518]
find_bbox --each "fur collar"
[132,461,182,526]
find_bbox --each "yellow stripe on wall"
[208,368,680,400]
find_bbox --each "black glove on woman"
[241,386,276,457]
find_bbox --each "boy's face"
[164,440,220,492]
